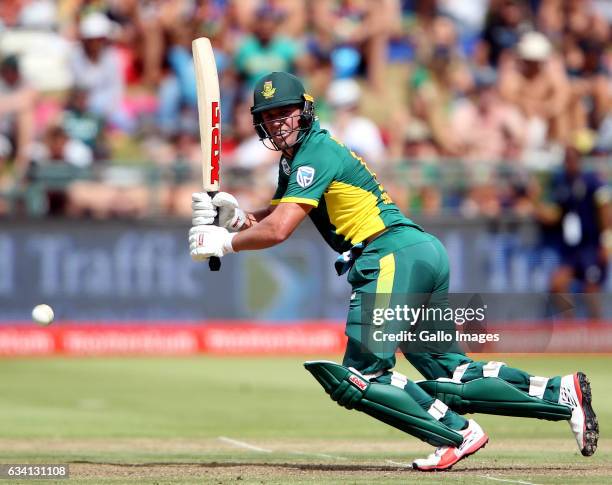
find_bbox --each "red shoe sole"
[413,434,489,472]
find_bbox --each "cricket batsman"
[189,72,598,470]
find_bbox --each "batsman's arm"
[240,206,276,230]
[232,202,312,250]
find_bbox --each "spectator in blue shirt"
[533,145,611,317]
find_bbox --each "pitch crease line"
[290,450,347,460]
[218,436,272,453]
[480,475,540,485]
[386,459,411,467]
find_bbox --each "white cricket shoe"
[559,372,599,456]
[412,419,489,471]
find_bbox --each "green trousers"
[342,225,561,405]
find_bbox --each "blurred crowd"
[0,0,610,220]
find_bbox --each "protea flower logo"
[262,81,276,99]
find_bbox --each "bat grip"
[209,256,221,271]
[208,190,221,271]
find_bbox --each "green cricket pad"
[304,360,463,447]
[417,377,572,420]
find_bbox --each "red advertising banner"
[1,321,612,356]
[0,322,347,356]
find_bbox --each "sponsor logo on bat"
[210,101,220,184]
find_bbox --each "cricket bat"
[192,37,221,271]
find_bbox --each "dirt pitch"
[1,438,611,484]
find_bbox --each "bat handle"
[209,256,221,271]
[208,190,221,272]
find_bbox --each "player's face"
[261,105,302,150]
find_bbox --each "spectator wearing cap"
[499,31,572,163]
[322,78,385,167]
[69,12,129,130]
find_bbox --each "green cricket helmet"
[250,72,315,151]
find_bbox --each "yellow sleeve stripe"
[279,197,319,207]
[270,199,281,206]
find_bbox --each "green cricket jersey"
[270,121,420,253]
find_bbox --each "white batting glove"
[212,192,247,232]
[189,225,236,261]
[192,192,217,226]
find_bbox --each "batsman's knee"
[330,379,363,409]
[303,359,369,410]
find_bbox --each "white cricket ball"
[32,304,54,326]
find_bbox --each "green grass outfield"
[0,355,610,484]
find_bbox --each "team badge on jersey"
[281,158,291,175]
[296,166,315,188]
